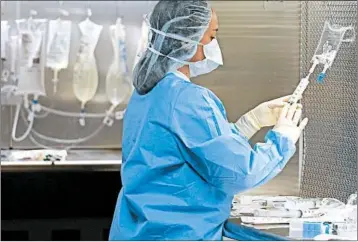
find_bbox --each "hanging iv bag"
[1,21,10,83]
[106,18,131,107]
[15,18,47,97]
[288,21,356,104]
[72,18,102,126]
[1,21,10,60]
[312,21,355,82]
[46,18,72,93]
[133,16,149,72]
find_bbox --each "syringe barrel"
[288,78,309,104]
[253,209,302,218]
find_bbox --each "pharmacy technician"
[109,0,308,240]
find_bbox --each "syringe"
[288,59,319,105]
[253,209,302,218]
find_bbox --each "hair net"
[133,0,212,95]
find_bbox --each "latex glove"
[273,103,308,144]
[235,95,296,139]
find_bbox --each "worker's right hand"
[272,103,308,144]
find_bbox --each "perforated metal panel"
[299,1,357,202]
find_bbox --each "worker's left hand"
[252,95,299,128]
[235,95,300,139]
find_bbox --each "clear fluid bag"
[312,21,355,83]
[72,17,102,126]
[15,18,47,97]
[132,15,149,72]
[105,18,131,106]
[1,21,9,60]
[46,18,72,93]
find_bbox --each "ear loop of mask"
[148,26,203,46]
[147,45,189,65]
[146,24,205,65]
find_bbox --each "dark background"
[1,171,122,240]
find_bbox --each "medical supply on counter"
[46,9,72,93]
[73,8,102,126]
[289,221,331,239]
[235,195,299,207]
[233,194,357,240]
[9,149,67,162]
[288,21,356,105]
[240,216,292,225]
[254,209,302,218]
[284,199,318,210]
[313,233,355,241]
[289,220,357,240]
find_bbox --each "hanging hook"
[263,0,268,10]
[28,9,37,29]
[86,8,92,18]
[57,0,69,19]
[29,9,37,19]
[85,0,92,20]
[58,8,69,19]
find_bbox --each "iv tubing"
[4,85,125,144]
[20,107,106,144]
[2,85,124,118]
[2,86,34,142]
[12,101,34,142]
[40,105,109,118]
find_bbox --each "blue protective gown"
[109,72,296,240]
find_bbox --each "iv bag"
[312,21,356,68]
[106,18,131,106]
[15,18,47,97]
[1,21,9,60]
[46,18,72,93]
[72,18,102,111]
[133,16,149,72]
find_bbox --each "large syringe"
[288,60,318,105]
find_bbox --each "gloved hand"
[235,95,296,139]
[273,103,308,144]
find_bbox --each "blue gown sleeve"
[170,85,296,195]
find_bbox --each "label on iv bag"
[46,20,71,69]
[16,60,45,96]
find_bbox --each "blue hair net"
[133,0,212,94]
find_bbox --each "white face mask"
[146,25,224,78]
[189,38,223,78]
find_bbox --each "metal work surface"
[299,1,357,202]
